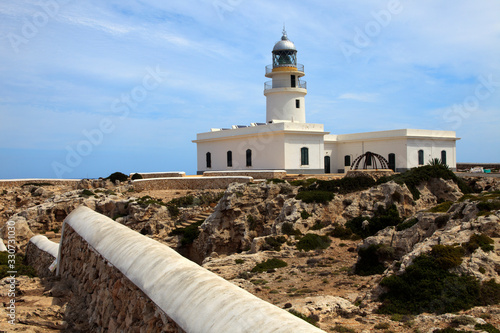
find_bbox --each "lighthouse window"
[291,75,296,88]
[206,152,212,168]
[296,99,300,108]
[301,147,309,165]
[246,149,252,167]
[418,150,424,165]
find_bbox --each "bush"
[475,323,500,333]
[282,222,302,236]
[378,249,500,315]
[463,233,494,253]
[477,201,500,215]
[0,252,37,279]
[430,245,465,270]
[131,173,143,180]
[80,189,95,197]
[106,171,128,183]
[378,164,472,200]
[264,236,287,251]
[429,201,453,213]
[288,309,318,327]
[169,220,203,246]
[296,233,331,252]
[251,258,288,272]
[330,223,354,240]
[313,175,376,194]
[346,204,402,239]
[301,210,311,219]
[396,218,419,231]
[355,244,393,276]
[296,190,334,204]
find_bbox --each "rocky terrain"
[1,169,500,332]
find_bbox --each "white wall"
[285,134,325,172]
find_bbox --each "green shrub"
[330,223,354,240]
[396,218,419,231]
[313,175,376,194]
[289,178,318,187]
[80,189,95,197]
[378,249,500,315]
[169,221,203,246]
[251,258,288,272]
[168,195,194,208]
[355,244,392,276]
[282,222,302,236]
[475,323,500,333]
[168,205,179,217]
[430,245,465,270]
[288,309,318,327]
[296,190,334,204]
[346,204,402,239]
[477,201,500,215]
[106,171,128,183]
[332,325,356,333]
[247,215,258,230]
[296,233,331,251]
[433,328,473,333]
[377,164,472,200]
[235,259,244,264]
[463,233,494,253]
[0,252,37,279]
[429,201,453,213]
[267,178,285,184]
[301,210,312,219]
[435,214,450,228]
[310,220,327,230]
[131,173,143,180]
[264,236,287,251]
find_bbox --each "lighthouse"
[264,28,307,123]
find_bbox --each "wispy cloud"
[338,93,379,103]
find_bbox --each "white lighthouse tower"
[264,28,307,123]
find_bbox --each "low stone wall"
[25,235,59,278]
[457,163,500,171]
[130,172,186,179]
[51,206,325,333]
[203,170,286,179]
[0,179,81,189]
[133,176,253,191]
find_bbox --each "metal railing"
[264,79,307,91]
[265,63,304,75]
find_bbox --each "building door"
[324,156,331,173]
[388,153,396,171]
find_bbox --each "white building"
[193,30,459,175]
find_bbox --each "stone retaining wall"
[133,176,253,191]
[203,170,286,179]
[46,206,326,333]
[26,235,59,278]
[130,172,186,179]
[0,179,81,189]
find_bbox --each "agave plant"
[428,158,449,169]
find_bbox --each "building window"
[206,152,212,168]
[418,150,424,165]
[227,151,232,167]
[291,75,296,88]
[301,147,309,165]
[246,149,252,167]
[296,99,300,108]
[441,150,447,165]
[344,155,351,167]
[388,153,396,171]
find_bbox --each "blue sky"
[1,0,499,179]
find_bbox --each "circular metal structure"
[273,28,297,51]
[351,151,390,170]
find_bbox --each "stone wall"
[130,172,186,179]
[133,176,253,191]
[203,170,286,179]
[45,206,326,333]
[0,179,81,189]
[25,235,59,278]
